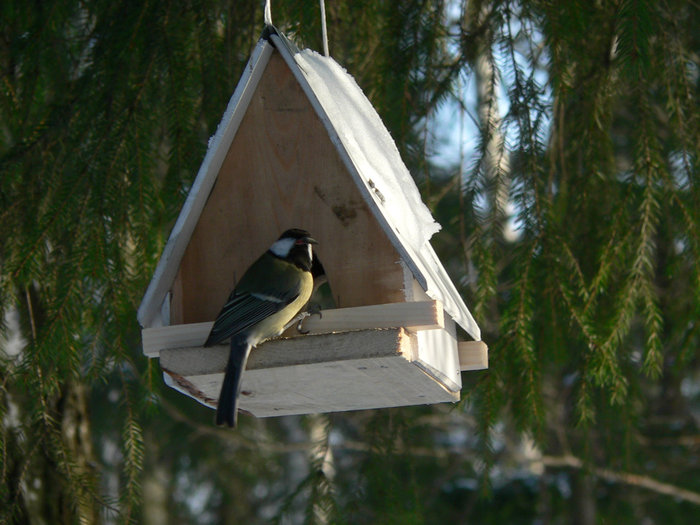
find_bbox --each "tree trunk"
[308,414,335,524]
[572,473,596,525]
[464,2,511,223]
[21,382,100,525]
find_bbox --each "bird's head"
[269,228,317,271]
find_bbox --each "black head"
[269,228,317,271]
[279,228,315,242]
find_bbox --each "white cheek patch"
[269,237,295,257]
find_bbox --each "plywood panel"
[142,300,445,358]
[158,328,460,417]
[170,51,406,324]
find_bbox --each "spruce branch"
[541,454,700,506]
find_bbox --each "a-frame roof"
[137,27,480,340]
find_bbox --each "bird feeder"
[137,27,488,418]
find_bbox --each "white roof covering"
[138,28,480,340]
[292,48,440,252]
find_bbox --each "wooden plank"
[169,51,407,325]
[300,300,443,334]
[137,40,274,328]
[458,341,488,371]
[142,300,444,358]
[414,317,462,392]
[158,328,460,417]
[142,322,212,358]
[406,281,462,391]
[159,328,416,375]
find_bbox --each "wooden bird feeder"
[137,27,488,418]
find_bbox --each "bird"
[204,228,318,427]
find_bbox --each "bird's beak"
[300,236,318,245]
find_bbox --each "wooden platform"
[143,301,488,417]
[158,328,487,417]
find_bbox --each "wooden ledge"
[142,301,488,417]
[142,300,445,358]
[457,341,489,371]
[159,328,461,417]
[156,329,488,417]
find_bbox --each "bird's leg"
[282,311,310,333]
[296,315,310,334]
[286,303,324,335]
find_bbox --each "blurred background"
[1,0,699,523]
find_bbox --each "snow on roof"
[271,33,480,339]
[294,48,441,251]
[138,28,480,340]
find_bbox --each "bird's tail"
[216,335,252,427]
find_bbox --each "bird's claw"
[297,319,310,334]
[297,304,323,334]
[296,311,311,334]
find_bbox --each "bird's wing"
[204,255,304,346]
[204,289,299,346]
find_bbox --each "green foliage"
[1,0,699,523]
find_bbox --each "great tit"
[204,228,317,427]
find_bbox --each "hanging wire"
[319,0,329,56]
[265,0,329,56]
[264,0,272,26]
